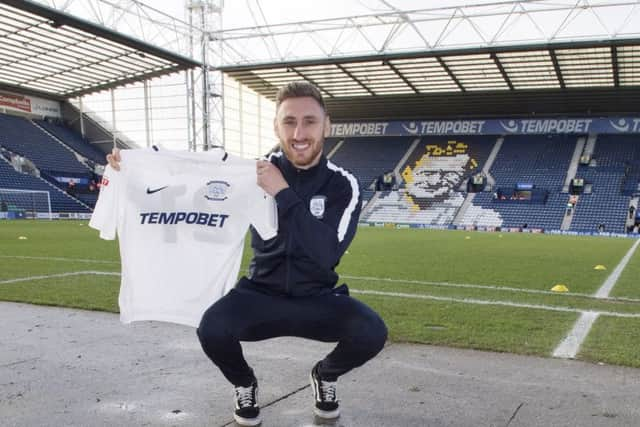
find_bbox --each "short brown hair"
[275,81,326,113]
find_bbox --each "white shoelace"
[320,381,337,402]
[235,385,256,408]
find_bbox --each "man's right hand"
[106,148,121,171]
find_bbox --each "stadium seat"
[460,134,575,230]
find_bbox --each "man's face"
[274,96,329,169]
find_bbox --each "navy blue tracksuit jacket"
[238,150,362,297]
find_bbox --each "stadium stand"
[459,134,575,230]
[569,135,639,234]
[5,108,637,230]
[329,136,416,201]
[323,138,341,157]
[622,164,640,197]
[363,135,495,226]
[34,119,107,166]
[0,153,90,214]
[74,193,99,209]
[0,113,104,211]
[0,114,90,176]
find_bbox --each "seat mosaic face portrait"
[403,141,477,208]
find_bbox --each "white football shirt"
[89,148,277,327]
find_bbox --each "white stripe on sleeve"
[327,160,360,242]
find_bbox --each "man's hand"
[257,160,289,197]
[106,148,121,171]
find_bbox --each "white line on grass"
[344,275,560,296]
[0,255,119,264]
[351,289,640,318]
[0,271,120,285]
[4,271,640,322]
[343,274,640,304]
[552,238,640,359]
[552,312,600,358]
[4,254,640,303]
[595,238,640,298]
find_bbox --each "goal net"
[0,188,52,219]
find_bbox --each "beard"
[281,137,324,169]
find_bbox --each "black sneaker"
[233,380,261,426]
[310,362,340,419]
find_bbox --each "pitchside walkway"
[2,302,640,427]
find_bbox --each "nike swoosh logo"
[146,186,168,194]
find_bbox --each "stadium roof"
[221,37,640,119]
[0,0,201,100]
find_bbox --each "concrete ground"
[2,301,640,427]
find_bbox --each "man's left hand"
[257,160,289,196]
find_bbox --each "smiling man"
[105,81,386,425]
[196,81,387,426]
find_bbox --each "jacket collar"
[279,152,327,179]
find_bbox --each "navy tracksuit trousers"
[197,278,388,387]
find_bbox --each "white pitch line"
[595,238,640,298]
[351,289,640,319]
[553,238,640,359]
[3,270,640,324]
[3,273,637,319]
[4,254,640,302]
[344,274,563,296]
[343,274,640,304]
[0,255,119,264]
[552,312,600,359]
[0,271,120,285]
[3,258,640,318]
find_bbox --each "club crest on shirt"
[205,180,231,201]
[310,195,327,219]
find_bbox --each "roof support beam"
[385,61,419,94]
[549,49,565,89]
[611,46,620,87]
[437,56,465,92]
[219,38,640,72]
[491,53,513,90]
[66,65,186,97]
[216,1,640,65]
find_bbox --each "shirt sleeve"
[89,165,121,240]
[247,179,278,240]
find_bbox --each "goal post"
[0,188,52,220]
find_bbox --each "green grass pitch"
[1,220,639,367]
